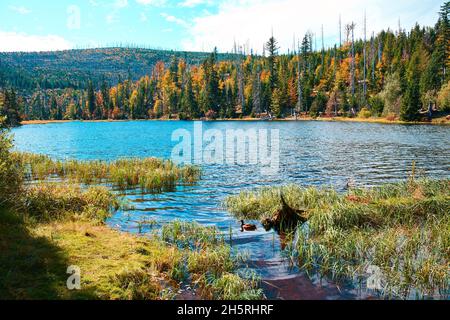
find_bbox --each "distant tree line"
[2,2,449,124]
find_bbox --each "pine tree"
[0,89,21,126]
[101,79,110,118]
[180,74,198,119]
[271,87,282,118]
[401,52,422,121]
[266,35,279,113]
[201,49,220,114]
[51,96,62,120]
[252,69,262,115]
[87,80,96,119]
[437,2,450,82]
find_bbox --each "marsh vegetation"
[225,179,450,299]
[14,152,200,193]
[0,123,260,300]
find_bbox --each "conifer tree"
[87,80,96,119]
[401,52,422,121]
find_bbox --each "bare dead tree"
[296,39,303,116]
[371,32,375,83]
[346,22,356,98]
[363,12,367,103]
[252,67,262,115]
[321,24,325,68]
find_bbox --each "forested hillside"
[1,2,449,124]
[0,48,232,90]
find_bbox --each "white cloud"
[9,5,31,15]
[106,0,130,24]
[0,31,73,52]
[106,13,117,24]
[181,0,442,53]
[114,0,129,8]
[161,13,190,28]
[136,0,167,6]
[88,0,100,7]
[179,0,212,8]
[140,12,148,22]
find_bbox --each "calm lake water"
[12,121,450,299]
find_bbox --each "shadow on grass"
[0,208,96,300]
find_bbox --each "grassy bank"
[225,179,450,299]
[0,182,262,300]
[0,126,260,300]
[14,153,200,193]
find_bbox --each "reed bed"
[160,221,263,300]
[20,182,121,223]
[224,185,341,221]
[5,190,262,300]
[14,152,201,193]
[225,179,450,299]
[161,220,224,249]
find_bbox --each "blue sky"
[0,0,444,53]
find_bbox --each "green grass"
[19,182,121,223]
[224,184,341,221]
[1,182,261,300]
[225,179,450,299]
[1,149,262,300]
[0,212,263,300]
[200,272,263,300]
[14,152,201,193]
[160,221,263,300]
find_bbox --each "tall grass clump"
[161,220,224,249]
[20,183,121,223]
[225,179,450,299]
[161,221,263,300]
[224,184,340,221]
[0,118,23,207]
[109,268,166,300]
[14,152,201,193]
[201,272,263,300]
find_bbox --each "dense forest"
[0,48,234,90]
[0,2,449,125]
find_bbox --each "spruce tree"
[437,2,450,83]
[271,88,282,118]
[181,74,197,119]
[401,53,422,121]
[266,36,279,113]
[87,80,96,119]
[0,89,21,126]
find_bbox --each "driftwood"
[262,193,308,232]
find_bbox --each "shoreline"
[20,116,450,126]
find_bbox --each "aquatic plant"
[161,221,263,300]
[225,179,450,299]
[0,123,23,207]
[20,182,121,223]
[161,220,224,249]
[14,152,201,193]
[199,272,263,300]
[109,268,165,300]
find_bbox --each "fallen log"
[262,193,308,232]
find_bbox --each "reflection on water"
[12,121,450,299]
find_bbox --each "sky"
[0,0,444,53]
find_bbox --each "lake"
[12,120,450,299]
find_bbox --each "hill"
[0,47,232,90]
